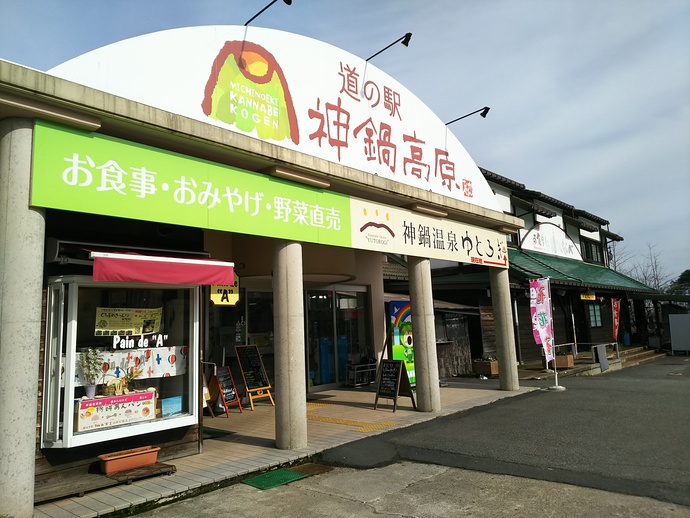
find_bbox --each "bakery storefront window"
[42,276,199,448]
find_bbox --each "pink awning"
[90,252,234,285]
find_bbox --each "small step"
[618,346,646,358]
[621,349,658,361]
[622,352,667,369]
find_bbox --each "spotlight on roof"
[366,32,413,62]
[445,107,491,126]
[245,0,292,26]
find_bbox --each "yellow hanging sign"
[211,275,240,306]
[580,290,596,301]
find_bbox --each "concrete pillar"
[489,267,520,391]
[272,240,308,449]
[0,119,45,517]
[408,256,441,412]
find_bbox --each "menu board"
[236,345,270,390]
[374,360,416,412]
[207,366,242,417]
[235,345,274,410]
[377,360,402,399]
[217,366,238,403]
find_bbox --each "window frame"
[42,275,200,449]
[588,303,603,328]
[581,237,604,264]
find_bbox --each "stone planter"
[473,360,499,377]
[98,445,160,475]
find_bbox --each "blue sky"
[2,0,689,282]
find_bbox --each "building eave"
[1,59,523,234]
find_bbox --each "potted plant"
[123,365,145,392]
[78,348,103,398]
[473,355,499,377]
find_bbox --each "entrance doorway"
[306,289,371,390]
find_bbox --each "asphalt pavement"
[136,356,690,517]
[321,355,690,506]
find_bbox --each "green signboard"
[31,120,351,247]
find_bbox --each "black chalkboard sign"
[378,360,401,398]
[375,360,416,412]
[236,345,270,390]
[208,366,242,417]
[217,366,239,403]
[235,345,274,410]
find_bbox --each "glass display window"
[306,287,371,389]
[41,276,199,448]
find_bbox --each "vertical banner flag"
[612,299,621,341]
[530,278,555,363]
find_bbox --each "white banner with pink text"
[530,278,555,363]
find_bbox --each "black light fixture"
[365,32,412,62]
[245,0,292,26]
[445,106,490,126]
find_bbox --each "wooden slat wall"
[478,305,497,357]
[436,336,472,377]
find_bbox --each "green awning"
[508,249,656,293]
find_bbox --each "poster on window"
[390,301,416,387]
[76,391,156,431]
[94,307,163,336]
[69,346,188,387]
[530,278,555,362]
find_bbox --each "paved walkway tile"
[35,382,534,517]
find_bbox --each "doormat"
[202,427,235,440]
[242,468,308,490]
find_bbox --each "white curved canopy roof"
[50,26,502,212]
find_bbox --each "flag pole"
[549,356,565,391]
[547,277,565,392]
[552,355,562,389]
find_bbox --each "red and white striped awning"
[90,251,234,285]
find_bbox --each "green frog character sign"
[390,301,415,387]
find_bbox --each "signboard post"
[235,345,274,410]
[208,366,243,417]
[374,359,416,412]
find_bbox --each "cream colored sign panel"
[350,199,508,268]
[49,26,502,213]
[521,222,582,260]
